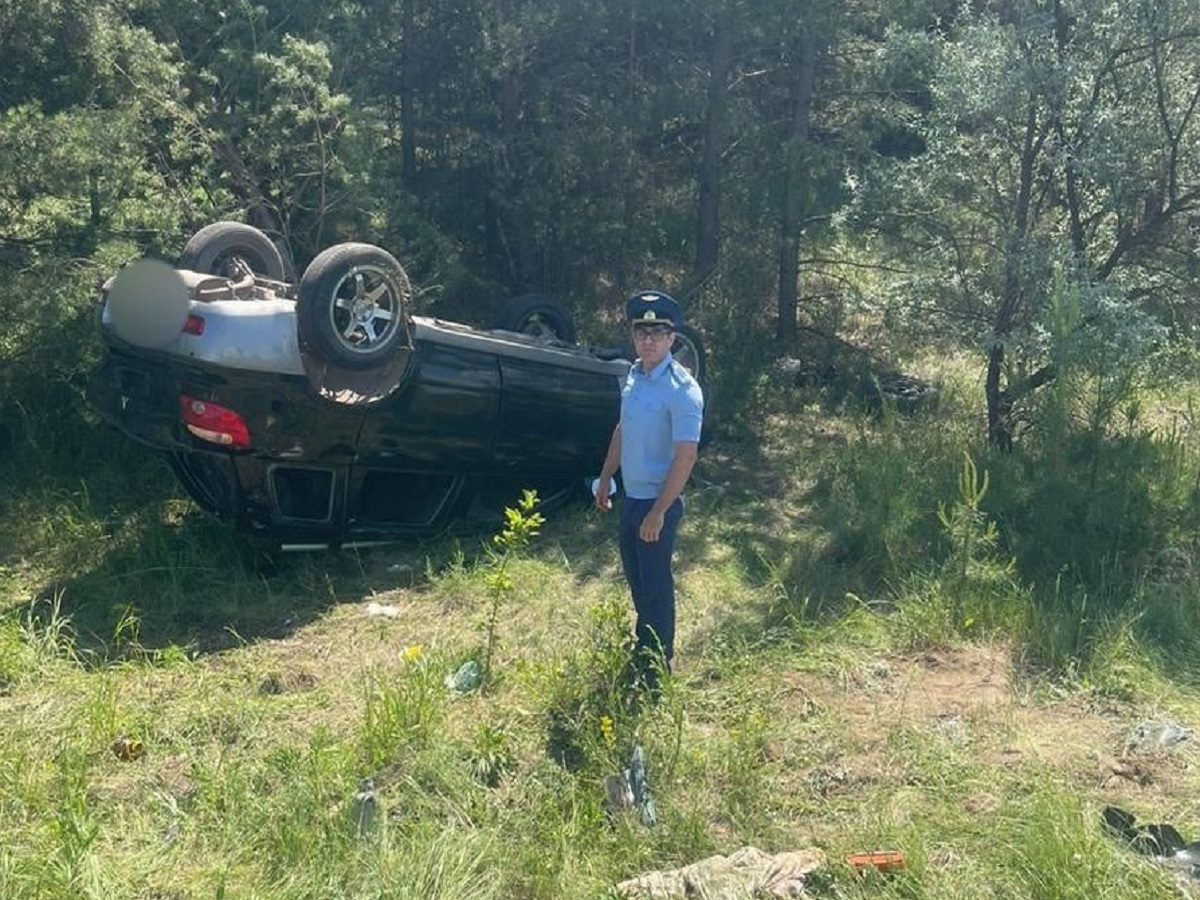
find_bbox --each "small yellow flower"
[402,644,424,664]
[599,715,615,748]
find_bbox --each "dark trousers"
[618,496,684,675]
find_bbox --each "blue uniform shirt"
[619,353,704,500]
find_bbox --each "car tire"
[864,372,938,414]
[296,242,413,370]
[492,294,577,343]
[670,324,707,386]
[179,221,288,280]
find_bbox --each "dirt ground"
[781,643,1200,820]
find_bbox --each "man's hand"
[639,508,665,542]
[595,478,613,511]
[595,426,621,512]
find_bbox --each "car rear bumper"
[87,349,475,547]
[87,352,185,451]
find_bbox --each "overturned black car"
[87,223,707,550]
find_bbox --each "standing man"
[595,291,704,695]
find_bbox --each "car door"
[347,337,503,532]
[492,351,624,474]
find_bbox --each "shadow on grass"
[24,516,323,658]
[540,431,846,594]
[3,417,870,681]
[19,505,481,662]
[6,438,582,661]
[531,430,883,669]
[683,433,878,615]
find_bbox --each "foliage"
[930,453,1022,633]
[847,0,1200,445]
[936,454,994,590]
[542,594,640,773]
[480,489,545,685]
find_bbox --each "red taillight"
[183,315,206,336]
[179,395,251,449]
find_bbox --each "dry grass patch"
[770,642,1200,829]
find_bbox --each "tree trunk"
[986,95,1043,450]
[400,0,417,187]
[985,346,1012,452]
[497,71,538,287]
[616,0,639,291]
[776,29,816,345]
[695,4,734,283]
[211,135,284,239]
[1052,0,1084,259]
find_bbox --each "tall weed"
[895,454,1024,645]
[480,489,544,685]
[983,401,1200,672]
[19,591,78,672]
[810,411,970,587]
[360,652,448,768]
[542,594,636,773]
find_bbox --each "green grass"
[6,356,1200,897]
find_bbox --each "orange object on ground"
[847,850,906,873]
